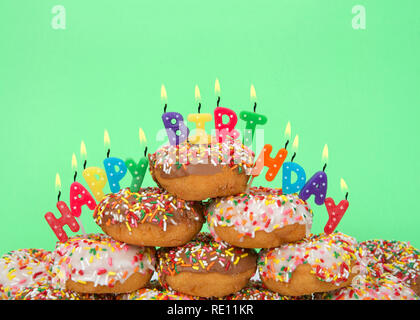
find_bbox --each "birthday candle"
[44,174,79,243]
[187,85,212,144]
[125,128,149,192]
[82,167,107,202]
[324,179,349,234]
[80,140,108,202]
[253,144,288,181]
[299,144,328,205]
[104,157,128,193]
[69,181,97,217]
[102,130,128,193]
[161,84,189,145]
[214,107,240,143]
[239,85,267,146]
[45,201,80,243]
[282,135,306,194]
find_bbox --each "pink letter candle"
[69,182,97,217]
[214,107,240,143]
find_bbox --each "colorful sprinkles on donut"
[359,239,419,293]
[50,233,155,289]
[150,136,255,176]
[0,248,52,296]
[258,232,362,285]
[315,273,419,300]
[158,233,256,279]
[94,187,202,233]
[207,186,313,242]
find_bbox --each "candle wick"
[107,149,111,158]
[322,163,327,172]
[57,191,61,202]
[144,146,148,157]
[284,140,289,150]
[345,192,349,200]
[291,152,296,162]
[217,96,220,107]
[164,103,167,113]
[198,102,201,114]
[83,160,87,170]
[73,171,77,182]
[253,102,257,113]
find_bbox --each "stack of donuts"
[1,136,419,300]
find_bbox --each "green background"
[0,0,419,255]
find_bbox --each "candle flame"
[340,178,348,193]
[139,128,147,145]
[104,129,111,147]
[195,85,201,101]
[322,144,329,163]
[215,78,220,95]
[71,153,77,171]
[161,84,167,102]
[284,121,291,140]
[292,135,299,151]
[80,140,87,158]
[55,173,61,191]
[250,84,256,101]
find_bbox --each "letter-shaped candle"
[125,158,148,193]
[82,167,108,202]
[282,162,306,194]
[103,157,128,193]
[69,182,97,217]
[162,112,190,145]
[299,171,328,205]
[214,107,240,143]
[187,113,212,144]
[324,197,349,234]
[45,202,80,242]
[258,144,288,181]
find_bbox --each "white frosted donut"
[317,273,419,300]
[258,232,363,295]
[206,187,313,246]
[50,233,155,291]
[0,248,52,296]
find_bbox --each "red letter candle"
[69,182,97,217]
[324,197,349,234]
[45,201,80,242]
[214,107,240,143]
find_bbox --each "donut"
[157,233,257,298]
[359,239,420,296]
[258,232,362,296]
[94,187,204,247]
[314,273,419,300]
[206,187,313,248]
[0,248,52,297]
[149,136,255,201]
[50,233,155,294]
[117,281,200,300]
[223,281,289,300]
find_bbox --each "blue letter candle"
[103,157,128,193]
[282,161,306,194]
